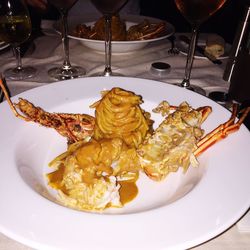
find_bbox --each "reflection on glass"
[90,0,128,76]
[0,0,37,80]
[48,0,86,80]
[175,0,227,95]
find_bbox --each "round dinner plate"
[0,77,250,250]
[59,14,175,53]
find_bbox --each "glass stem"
[181,25,199,88]
[104,15,112,76]
[14,46,22,72]
[61,10,71,70]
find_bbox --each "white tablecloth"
[1,32,230,96]
[0,28,249,250]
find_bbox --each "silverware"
[168,35,179,55]
[179,35,222,65]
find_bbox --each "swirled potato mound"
[90,87,153,148]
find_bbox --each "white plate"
[0,77,250,250]
[61,14,175,53]
[177,34,231,60]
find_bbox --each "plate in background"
[55,15,175,53]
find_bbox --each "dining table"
[0,18,249,250]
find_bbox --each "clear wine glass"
[48,0,86,80]
[90,0,128,76]
[174,0,227,95]
[0,0,37,80]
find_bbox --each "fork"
[168,35,179,55]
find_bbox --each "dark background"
[139,0,250,44]
[29,0,250,44]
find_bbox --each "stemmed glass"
[90,0,128,76]
[48,0,86,80]
[0,0,37,80]
[174,0,227,95]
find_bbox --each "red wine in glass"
[174,0,227,95]
[48,0,78,10]
[175,0,227,25]
[91,0,128,15]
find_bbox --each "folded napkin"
[237,209,250,233]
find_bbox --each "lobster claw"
[0,75,11,103]
[194,103,250,156]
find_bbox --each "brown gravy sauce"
[47,166,138,206]
[118,181,138,205]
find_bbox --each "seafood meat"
[0,79,95,144]
[1,79,249,212]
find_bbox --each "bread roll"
[204,34,225,59]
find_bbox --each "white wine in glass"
[90,0,128,76]
[175,0,227,95]
[48,0,86,80]
[0,0,37,80]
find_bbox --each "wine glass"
[0,0,37,80]
[48,0,86,80]
[174,0,227,95]
[90,0,128,76]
